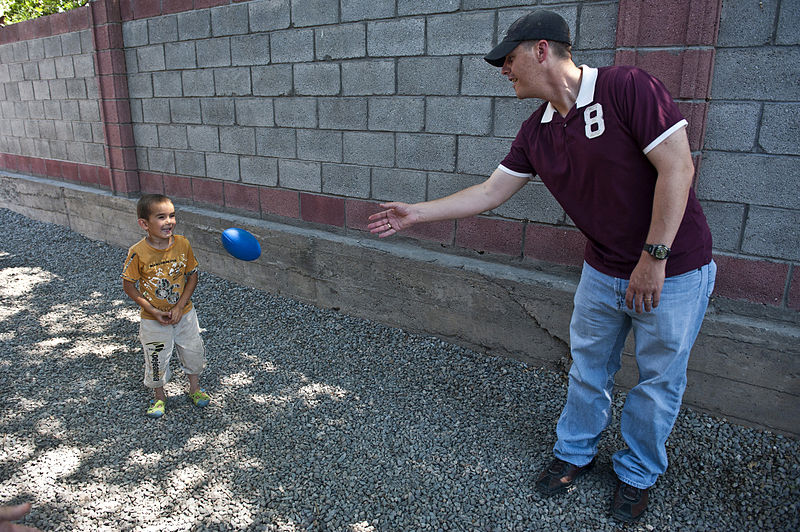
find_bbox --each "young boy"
[122,194,211,418]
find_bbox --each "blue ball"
[221,227,261,261]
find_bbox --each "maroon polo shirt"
[500,65,712,279]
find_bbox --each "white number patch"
[584,103,605,139]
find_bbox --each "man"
[368,10,715,522]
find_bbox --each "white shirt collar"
[541,65,599,123]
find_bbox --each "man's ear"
[137,218,149,232]
[537,40,549,62]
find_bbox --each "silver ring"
[387,222,392,229]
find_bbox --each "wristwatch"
[644,243,671,260]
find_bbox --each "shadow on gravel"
[0,208,798,532]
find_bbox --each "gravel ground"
[0,207,798,532]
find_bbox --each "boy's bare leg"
[154,387,166,402]
[187,374,200,395]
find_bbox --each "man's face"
[500,42,541,99]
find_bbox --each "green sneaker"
[188,389,210,408]
[146,399,165,418]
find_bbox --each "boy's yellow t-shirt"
[122,235,199,320]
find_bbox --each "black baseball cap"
[484,10,571,67]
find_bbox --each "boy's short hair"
[137,194,172,220]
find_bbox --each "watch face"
[653,245,669,259]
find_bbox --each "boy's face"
[138,200,176,241]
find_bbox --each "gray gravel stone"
[0,207,798,531]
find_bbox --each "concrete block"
[231,34,270,66]
[426,97,491,135]
[398,0,458,15]
[60,32,82,56]
[12,43,28,63]
[494,97,544,138]
[294,63,341,96]
[175,150,206,177]
[270,29,314,64]
[44,100,61,120]
[252,65,292,96]
[341,60,395,95]
[165,42,197,70]
[122,20,149,47]
[742,207,800,261]
[713,254,788,306]
[18,81,34,101]
[54,121,74,141]
[249,0,291,32]
[759,104,800,156]
[699,201,745,252]
[133,123,158,147]
[462,56,513,97]
[717,0,777,46]
[316,24,366,60]
[697,151,800,210]
[211,4,249,36]
[494,182,564,224]
[201,98,235,125]
[319,97,368,130]
[371,167,426,203]
[341,0,395,22]
[182,70,215,97]
[33,79,51,99]
[27,40,45,62]
[8,63,24,82]
[219,126,256,155]
[368,96,423,132]
[65,77,86,99]
[704,102,759,152]
[321,162,370,198]
[72,54,94,79]
[170,98,202,124]
[427,172,484,201]
[457,135,512,176]
[86,143,106,166]
[343,131,394,166]
[206,152,240,181]
[196,37,231,68]
[60,100,80,121]
[177,10,211,41]
[456,216,523,256]
[148,15,178,44]
[279,159,322,191]
[157,124,188,150]
[297,129,342,162]
[23,62,39,81]
[125,49,139,73]
[136,45,166,72]
[292,0,338,27]
[213,67,251,96]
[152,71,182,97]
[398,57,460,96]
[396,133,456,172]
[256,128,296,158]
[55,56,75,78]
[148,148,176,173]
[577,2,618,50]
[274,98,317,128]
[777,1,800,45]
[235,98,274,127]
[66,142,86,163]
[187,125,220,151]
[240,155,278,186]
[427,12,494,56]
[712,48,800,101]
[127,73,153,99]
[367,18,424,57]
[43,36,63,58]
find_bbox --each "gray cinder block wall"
[0,0,798,436]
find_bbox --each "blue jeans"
[553,260,716,489]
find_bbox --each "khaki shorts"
[139,307,206,388]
